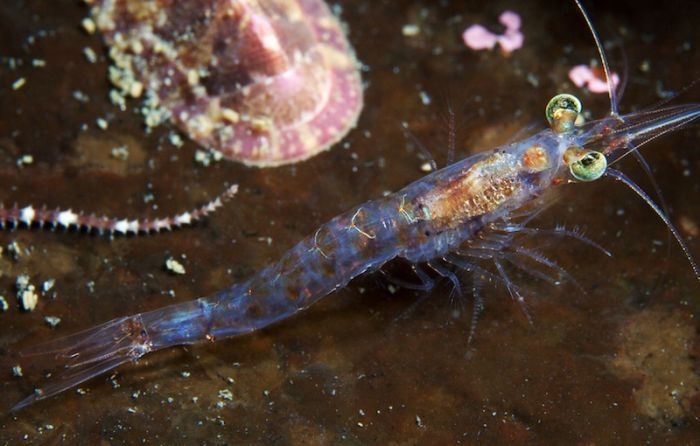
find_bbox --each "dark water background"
[1,0,699,444]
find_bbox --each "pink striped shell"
[88,0,364,167]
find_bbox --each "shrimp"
[10,1,700,410]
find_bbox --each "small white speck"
[165,257,186,275]
[16,154,33,167]
[41,279,55,293]
[0,296,8,312]
[12,365,23,377]
[16,275,38,311]
[44,315,61,328]
[81,17,96,34]
[402,24,420,36]
[416,415,425,428]
[110,145,129,160]
[12,77,26,90]
[83,46,98,63]
[419,90,431,105]
[96,117,108,130]
[73,90,90,103]
[218,389,233,401]
[168,131,184,148]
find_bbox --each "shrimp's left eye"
[546,93,582,134]
[569,150,607,181]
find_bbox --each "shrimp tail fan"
[11,314,157,411]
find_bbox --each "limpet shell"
[88,0,364,167]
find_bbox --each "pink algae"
[88,0,364,167]
[462,10,524,55]
[569,64,620,94]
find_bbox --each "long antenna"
[606,168,700,283]
[574,0,619,117]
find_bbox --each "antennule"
[574,0,619,117]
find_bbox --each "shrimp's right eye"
[546,94,582,134]
[569,150,607,181]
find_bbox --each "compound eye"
[546,93,582,134]
[569,150,607,181]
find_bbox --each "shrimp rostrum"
[11,17,700,413]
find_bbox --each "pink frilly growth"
[569,64,620,94]
[462,10,524,55]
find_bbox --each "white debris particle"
[12,365,23,377]
[416,415,425,428]
[81,17,96,34]
[7,240,22,259]
[110,145,129,160]
[15,274,29,290]
[419,90,431,105]
[108,90,126,111]
[19,287,38,311]
[12,77,26,90]
[73,90,90,103]
[83,46,98,63]
[0,296,8,311]
[16,154,34,167]
[181,371,191,378]
[41,279,55,293]
[420,161,434,172]
[32,59,46,68]
[168,131,184,148]
[96,117,109,130]
[526,73,540,88]
[76,388,87,395]
[216,401,225,409]
[402,24,420,36]
[127,407,137,414]
[218,389,233,401]
[165,257,186,275]
[194,149,221,166]
[16,275,38,311]
[257,236,273,246]
[44,315,61,328]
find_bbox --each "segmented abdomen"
[200,195,407,338]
